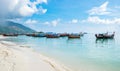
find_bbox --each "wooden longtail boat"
[26,34,35,36]
[59,33,69,37]
[3,34,18,36]
[33,34,46,37]
[68,34,80,38]
[46,34,60,38]
[95,32,115,39]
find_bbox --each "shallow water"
[2,33,120,71]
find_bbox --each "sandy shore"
[0,38,71,71]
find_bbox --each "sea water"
[2,33,120,71]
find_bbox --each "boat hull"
[3,34,18,36]
[95,34,114,39]
[68,35,80,38]
[46,34,60,38]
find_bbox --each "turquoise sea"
[2,33,120,71]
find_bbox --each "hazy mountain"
[0,21,35,34]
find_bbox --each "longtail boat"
[46,34,60,38]
[26,34,35,36]
[68,34,80,38]
[95,32,115,39]
[59,33,69,37]
[32,33,46,37]
[3,34,18,36]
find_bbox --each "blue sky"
[1,0,120,33]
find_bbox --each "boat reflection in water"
[95,38,115,44]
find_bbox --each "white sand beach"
[0,37,71,71]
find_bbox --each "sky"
[0,0,120,33]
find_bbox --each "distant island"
[0,21,35,34]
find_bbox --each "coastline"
[0,37,71,71]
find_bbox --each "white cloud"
[82,16,120,24]
[88,1,110,15]
[44,19,61,27]
[37,0,47,4]
[71,19,78,24]
[51,19,60,27]
[44,22,50,25]
[37,6,47,14]
[6,18,22,23]
[0,0,47,18]
[19,5,35,17]
[25,19,38,24]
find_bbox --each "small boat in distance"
[46,34,60,38]
[68,34,80,38]
[33,33,46,37]
[26,33,35,36]
[3,34,18,36]
[59,33,69,37]
[95,32,115,39]
[46,33,60,38]
[32,32,46,37]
